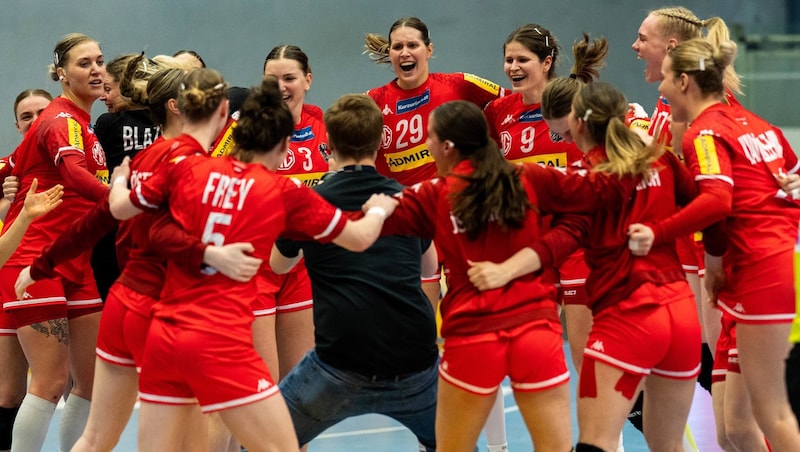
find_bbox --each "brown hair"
[364,17,431,64]
[13,89,53,117]
[504,24,560,79]
[432,100,530,240]
[324,94,383,161]
[541,33,608,120]
[177,68,228,122]
[263,45,311,75]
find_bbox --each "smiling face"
[389,26,432,90]
[59,41,105,108]
[15,94,51,134]
[632,14,670,83]
[504,40,551,101]
[100,74,126,112]
[263,57,311,118]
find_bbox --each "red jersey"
[130,155,347,338]
[115,134,206,308]
[367,72,507,185]
[532,148,696,313]
[649,90,741,156]
[681,103,800,264]
[2,97,106,280]
[381,160,558,338]
[484,93,582,167]
[276,104,329,188]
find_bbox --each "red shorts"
[138,319,279,413]
[711,313,739,384]
[584,281,701,379]
[558,250,589,307]
[96,284,152,368]
[439,317,569,395]
[676,234,700,275]
[0,266,102,327]
[275,264,313,313]
[717,251,795,324]
[251,273,278,317]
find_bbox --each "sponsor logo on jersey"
[396,90,430,115]
[67,117,84,151]
[291,125,314,142]
[95,169,109,185]
[381,125,393,150]
[210,121,237,158]
[510,152,567,168]
[382,105,393,115]
[384,143,432,172]
[285,171,326,187]
[693,134,721,174]
[501,114,515,126]
[0,162,5,171]
[500,131,512,156]
[463,73,501,95]
[55,112,73,119]
[279,149,296,171]
[589,340,604,352]
[92,141,106,167]
[519,108,543,123]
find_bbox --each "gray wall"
[0,0,789,154]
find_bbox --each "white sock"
[10,394,56,452]
[484,391,507,451]
[616,429,625,452]
[58,395,90,452]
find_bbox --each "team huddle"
[0,6,799,452]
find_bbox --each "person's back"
[297,167,437,375]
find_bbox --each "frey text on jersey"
[201,172,256,211]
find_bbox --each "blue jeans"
[279,349,438,451]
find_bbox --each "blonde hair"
[48,33,99,81]
[651,7,741,94]
[667,38,738,98]
[572,82,660,179]
[177,68,228,122]
[120,53,194,107]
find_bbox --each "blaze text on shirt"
[201,172,255,211]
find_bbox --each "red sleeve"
[280,179,347,243]
[58,153,108,202]
[776,126,800,174]
[650,180,732,246]
[380,181,439,239]
[664,151,698,206]
[531,213,590,267]
[30,193,117,280]
[148,209,207,273]
[702,221,728,257]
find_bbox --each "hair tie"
[698,58,706,71]
[582,108,593,122]
[545,36,549,47]
[534,27,542,35]
[569,73,578,79]
[53,51,60,67]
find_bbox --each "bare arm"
[1,178,63,267]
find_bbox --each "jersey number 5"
[200,211,232,275]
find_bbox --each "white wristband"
[366,206,387,221]
[112,176,127,187]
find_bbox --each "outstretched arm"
[1,178,63,267]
